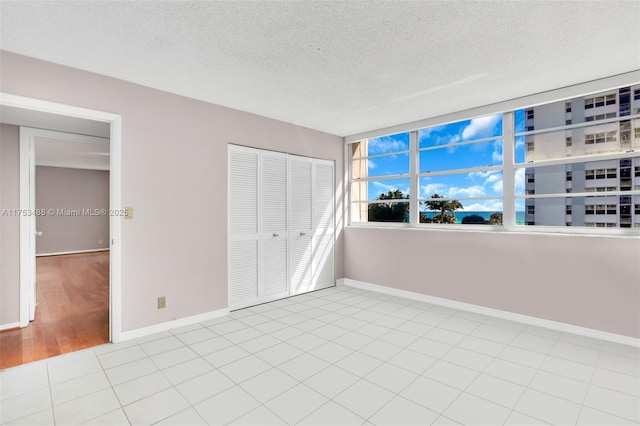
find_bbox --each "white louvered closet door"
[228,145,260,310]
[289,156,313,295]
[312,159,335,291]
[260,151,289,302]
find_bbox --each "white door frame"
[1,92,123,343]
[20,127,109,322]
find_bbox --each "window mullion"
[410,130,418,225]
[503,111,515,231]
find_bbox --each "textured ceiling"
[1,1,639,137]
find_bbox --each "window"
[514,88,639,230]
[417,114,503,225]
[585,94,616,108]
[350,133,410,223]
[595,96,605,108]
[348,85,640,233]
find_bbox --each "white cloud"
[515,168,525,194]
[369,136,408,154]
[367,159,377,169]
[463,200,503,212]
[485,173,501,184]
[421,183,446,197]
[447,186,485,198]
[372,181,408,195]
[492,141,502,163]
[461,114,501,140]
[468,170,498,179]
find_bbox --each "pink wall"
[344,227,640,338]
[35,166,110,255]
[0,51,344,332]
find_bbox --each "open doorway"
[0,94,122,368]
[30,129,110,365]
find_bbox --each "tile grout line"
[493,319,563,425]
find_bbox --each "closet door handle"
[299,232,306,236]
[273,233,279,237]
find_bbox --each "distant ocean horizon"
[422,211,526,225]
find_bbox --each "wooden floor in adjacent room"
[0,251,109,370]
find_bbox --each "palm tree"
[368,190,409,222]
[423,193,463,224]
[489,212,503,225]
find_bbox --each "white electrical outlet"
[98,239,103,245]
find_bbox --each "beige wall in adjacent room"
[0,123,21,327]
[35,166,110,255]
[0,50,345,333]
[344,227,640,338]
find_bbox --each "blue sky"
[361,112,527,212]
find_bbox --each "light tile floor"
[1,285,639,425]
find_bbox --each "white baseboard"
[37,248,110,257]
[0,322,20,331]
[117,308,229,342]
[340,278,640,348]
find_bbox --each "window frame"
[346,77,640,236]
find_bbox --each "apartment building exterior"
[524,85,640,228]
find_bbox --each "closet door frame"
[228,144,335,311]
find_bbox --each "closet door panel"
[260,151,289,301]
[311,159,335,290]
[229,239,259,308]
[289,156,313,295]
[290,157,313,231]
[228,146,260,310]
[229,147,259,234]
[261,236,288,300]
[312,233,334,290]
[290,234,312,295]
[261,152,288,233]
[313,161,335,232]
